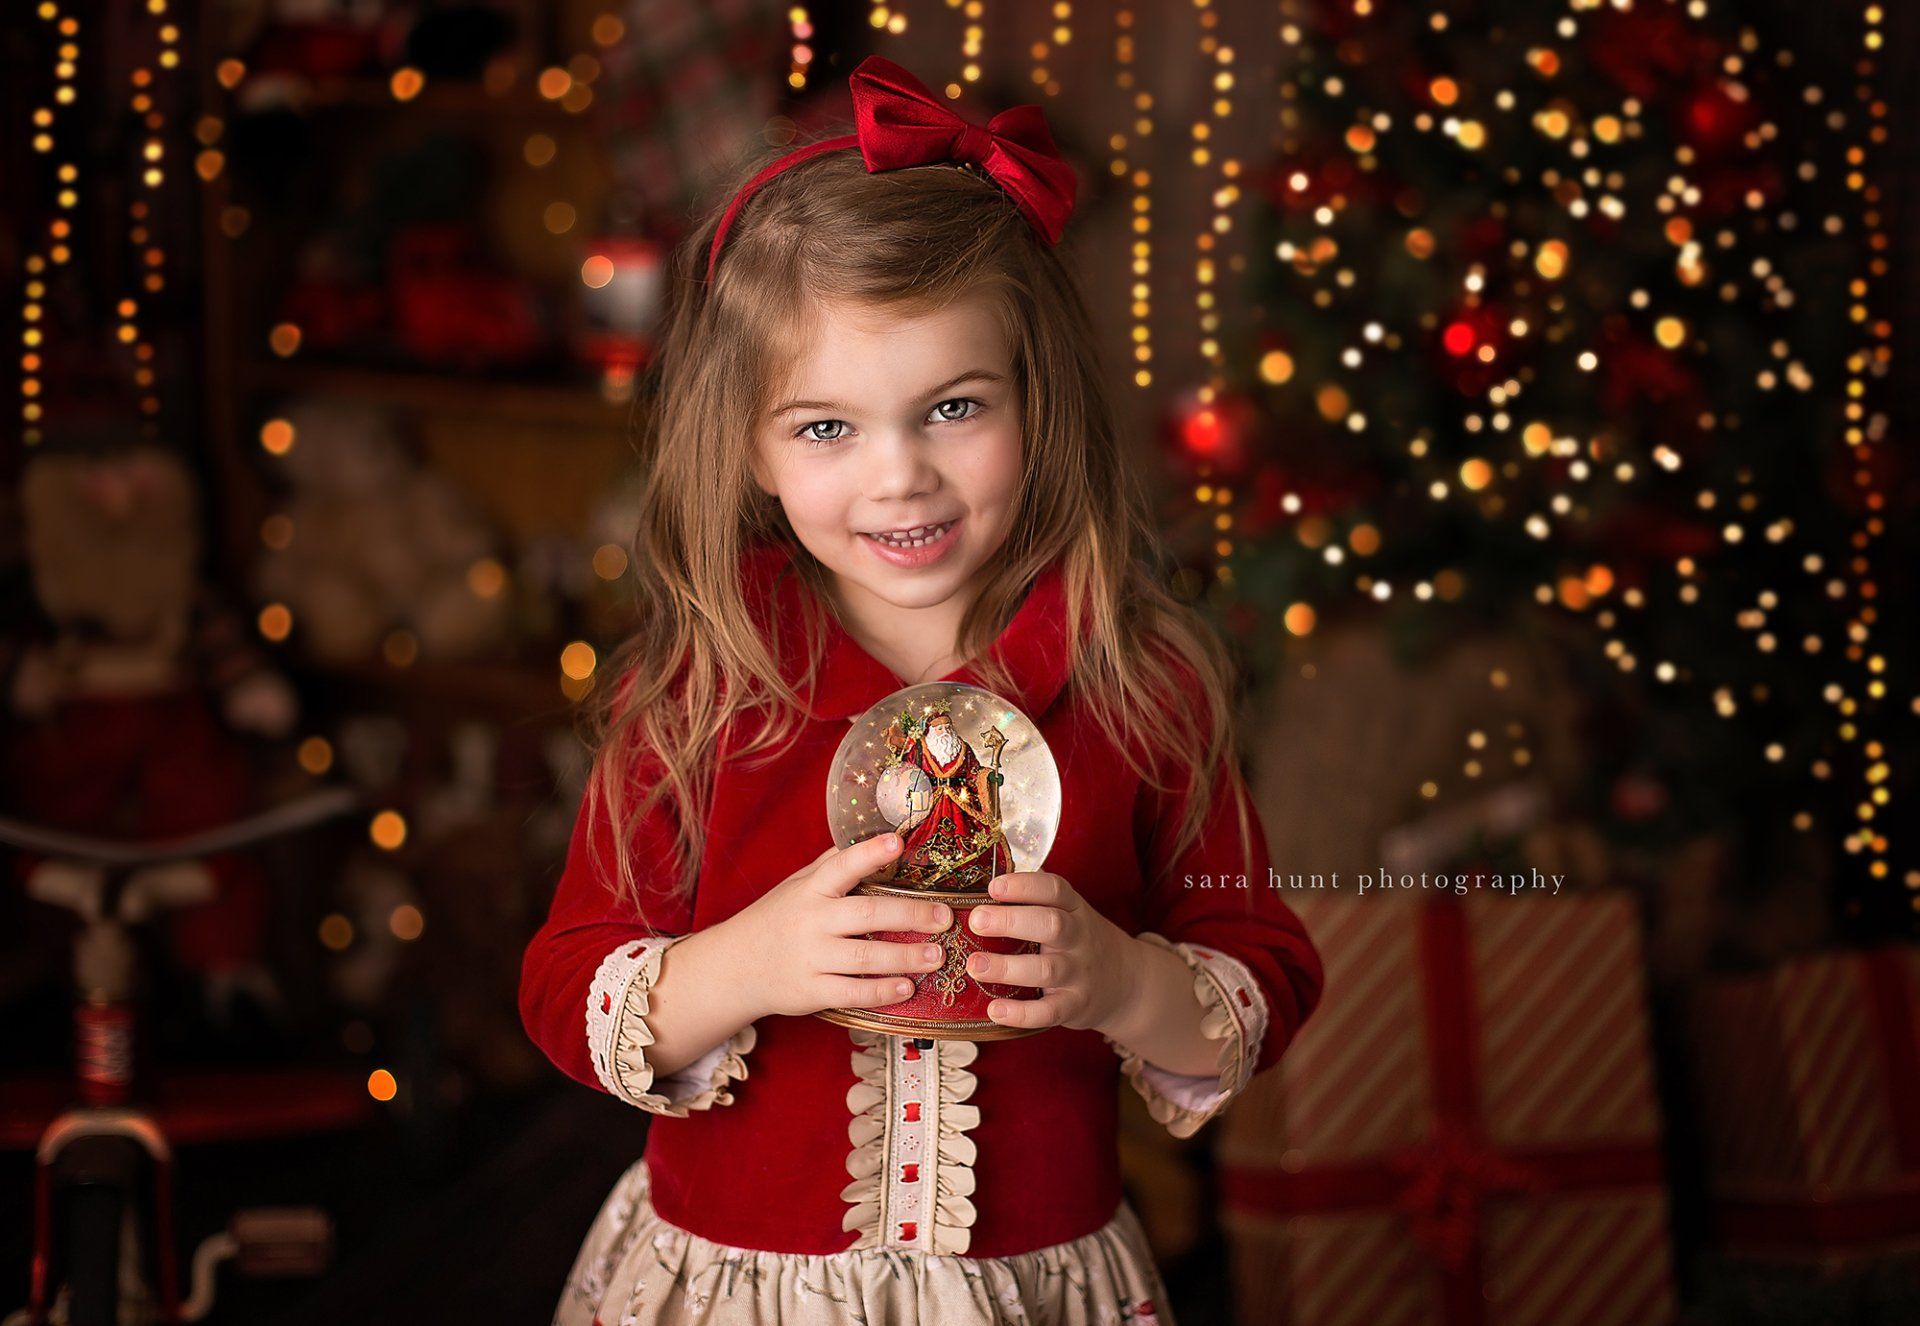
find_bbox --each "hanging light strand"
[123,0,181,423]
[956,0,985,87]
[1842,2,1899,896]
[1115,2,1154,392]
[21,1,83,446]
[787,6,816,91]
[1190,0,1240,583]
[1030,2,1070,96]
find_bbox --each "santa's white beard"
[927,724,961,765]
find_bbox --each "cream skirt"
[551,1157,1177,1326]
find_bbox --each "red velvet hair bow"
[705,55,1079,283]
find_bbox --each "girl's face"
[751,293,1024,623]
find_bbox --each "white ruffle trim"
[585,936,757,1116]
[841,1030,981,1255]
[1103,931,1269,1139]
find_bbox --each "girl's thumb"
[821,832,902,894]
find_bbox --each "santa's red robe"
[886,723,1014,891]
[518,538,1325,1257]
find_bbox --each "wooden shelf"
[297,656,581,727]
[239,359,636,431]
[243,76,578,121]
[200,24,638,695]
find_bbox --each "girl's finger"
[835,974,922,1007]
[814,833,902,896]
[846,893,953,938]
[988,873,1072,908]
[832,935,948,977]
[969,903,1065,945]
[823,887,950,939]
[985,993,1064,1029]
[965,949,1062,990]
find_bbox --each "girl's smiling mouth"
[859,517,962,566]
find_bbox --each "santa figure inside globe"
[870,700,1013,892]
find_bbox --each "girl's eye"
[792,397,987,447]
[929,397,984,424]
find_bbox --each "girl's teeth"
[873,521,951,548]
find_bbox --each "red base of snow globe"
[812,886,1043,1041]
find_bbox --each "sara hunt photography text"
[1184,869,1567,897]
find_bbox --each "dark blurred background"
[2,1,1917,1323]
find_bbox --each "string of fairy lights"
[788,7,818,89]
[957,0,985,86]
[1113,2,1156,396]
[1189,1,1234,403]
[126,9,180,422]
[1842,4,1902,896]
[1191,0,1242,586]
[17,1,77,448]
[1028,2,1069,98]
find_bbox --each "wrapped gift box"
[1687,944,1920,1266]
[1221,891,1677,1326]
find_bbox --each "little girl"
[520,54,1325,1326]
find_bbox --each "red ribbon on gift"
[1716,945,1920,1255]
[1221,896,1666,1326]
[1862,947,1920,1170]
[1383,1117,1550,1269]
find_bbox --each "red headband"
[704,55,1079,285]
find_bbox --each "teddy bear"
[249,397,510,663]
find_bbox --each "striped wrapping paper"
[1687,945,1920,1263]
[1219,892,1676,1326]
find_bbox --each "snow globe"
[816,680,1061,1040]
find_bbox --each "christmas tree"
[1173,0,1907,936]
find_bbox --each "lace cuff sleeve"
[1102,931,1270,1139]
[584,935,757,1115]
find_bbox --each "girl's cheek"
[781,473,848,525]
[979,432,1024,504]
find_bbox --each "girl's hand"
[725,834,956,1020]
[965,872,1136,1032]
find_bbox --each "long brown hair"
[582,137,1253,928]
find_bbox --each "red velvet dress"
[519,540,1326,1325]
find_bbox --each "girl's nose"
[862,429,939,501]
